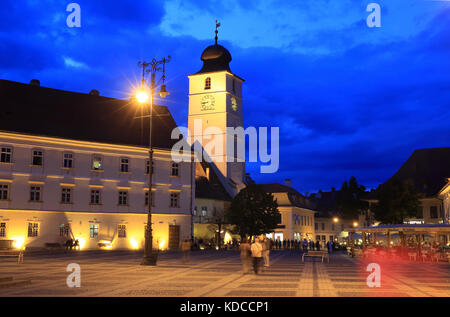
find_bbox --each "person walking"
[181,239,191,263]
[263,237,271,268]
[315,240,321,251]
[239,238,251,274]
[303,239,308,253]
[251,237,263,274]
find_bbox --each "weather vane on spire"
[215,20,221,45]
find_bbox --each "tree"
[207,206,231,250]
[373,178,420,224]
[225,184,280,239]
[336,176,368,219]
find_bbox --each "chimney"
[284,179,292,187]
[30,79,40,86]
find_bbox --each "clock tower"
[187,29,245,188]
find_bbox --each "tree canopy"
[336,176,368,219]
[225,184,280,238]
[373,178,420,224]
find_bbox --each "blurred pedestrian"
[251,237,263,274]
[315,240,321,251]
[263,237,271,267]
[181,239,191,263]
[239,238,251,274]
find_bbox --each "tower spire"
[215,20,221,45]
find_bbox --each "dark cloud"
[1,1,450,194]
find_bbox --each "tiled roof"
[0,79,180,149]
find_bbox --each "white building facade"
[0,79,194,251]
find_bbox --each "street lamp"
[136,56,171,266]
[333,217,339,223]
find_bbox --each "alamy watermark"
[366,263,381,288]
[66,263,81,288]
[171,120,279,174]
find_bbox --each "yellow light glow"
[75,237,85,250]
[333,217,339,223]
[353,222,359,227]
[136,90,149,104]
[159,240,165,250]
[12,237,25,249]
[130,238,139,250]
[224,232,232,244]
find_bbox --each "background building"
[261,180,316,242]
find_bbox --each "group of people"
[65,238,80,251]
[239,236,271,274]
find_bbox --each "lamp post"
[137,56,170,266]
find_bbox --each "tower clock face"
[231,96,238,111]
[201,95,215,111]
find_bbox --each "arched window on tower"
[204,77,211,90]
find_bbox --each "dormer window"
[204,77,211,90]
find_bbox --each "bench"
[302,251,329,263]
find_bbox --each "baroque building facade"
[0,79,194,250]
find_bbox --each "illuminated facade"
[261,182,316,241]
[0,79,194,251]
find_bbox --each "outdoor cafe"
[346,224,450,262]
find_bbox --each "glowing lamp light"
[75,237,86,250]
[353,222,359,227]
[136,90,149,104]
[333,217,339,223]
[13,237,25,249]
[159,240,165,250]
[130,238,139,250]
[224,232,232,244]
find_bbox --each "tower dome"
[197,44,232,74]
[196,21,232,74]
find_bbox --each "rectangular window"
[30,186,42,202]
[28,222,39,237]
[0,222,5,237]
[322,235,326,241]
[63,153,73,168]
[0,184,9,200]
[60,224,70,237]
[170,192,180,208]
[329,235,334,241]
[321,223,325,230]
[201,206,207,216]
[32,150,43,166]
[90,190,101,204]
[316,235,320,241]
[89,224,98,238]
[417,206,424,218]
[118,191,128,205]
[120,158,129,173]
[118,224,126,238]
[145,191,155,207]
[1,147,12,163]
[193,206,197,216]
[92,156,102,170]
[61,188,72,204]
[430,206,438,218]
[171,162,179,176]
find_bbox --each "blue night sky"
[1,0,450,194]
